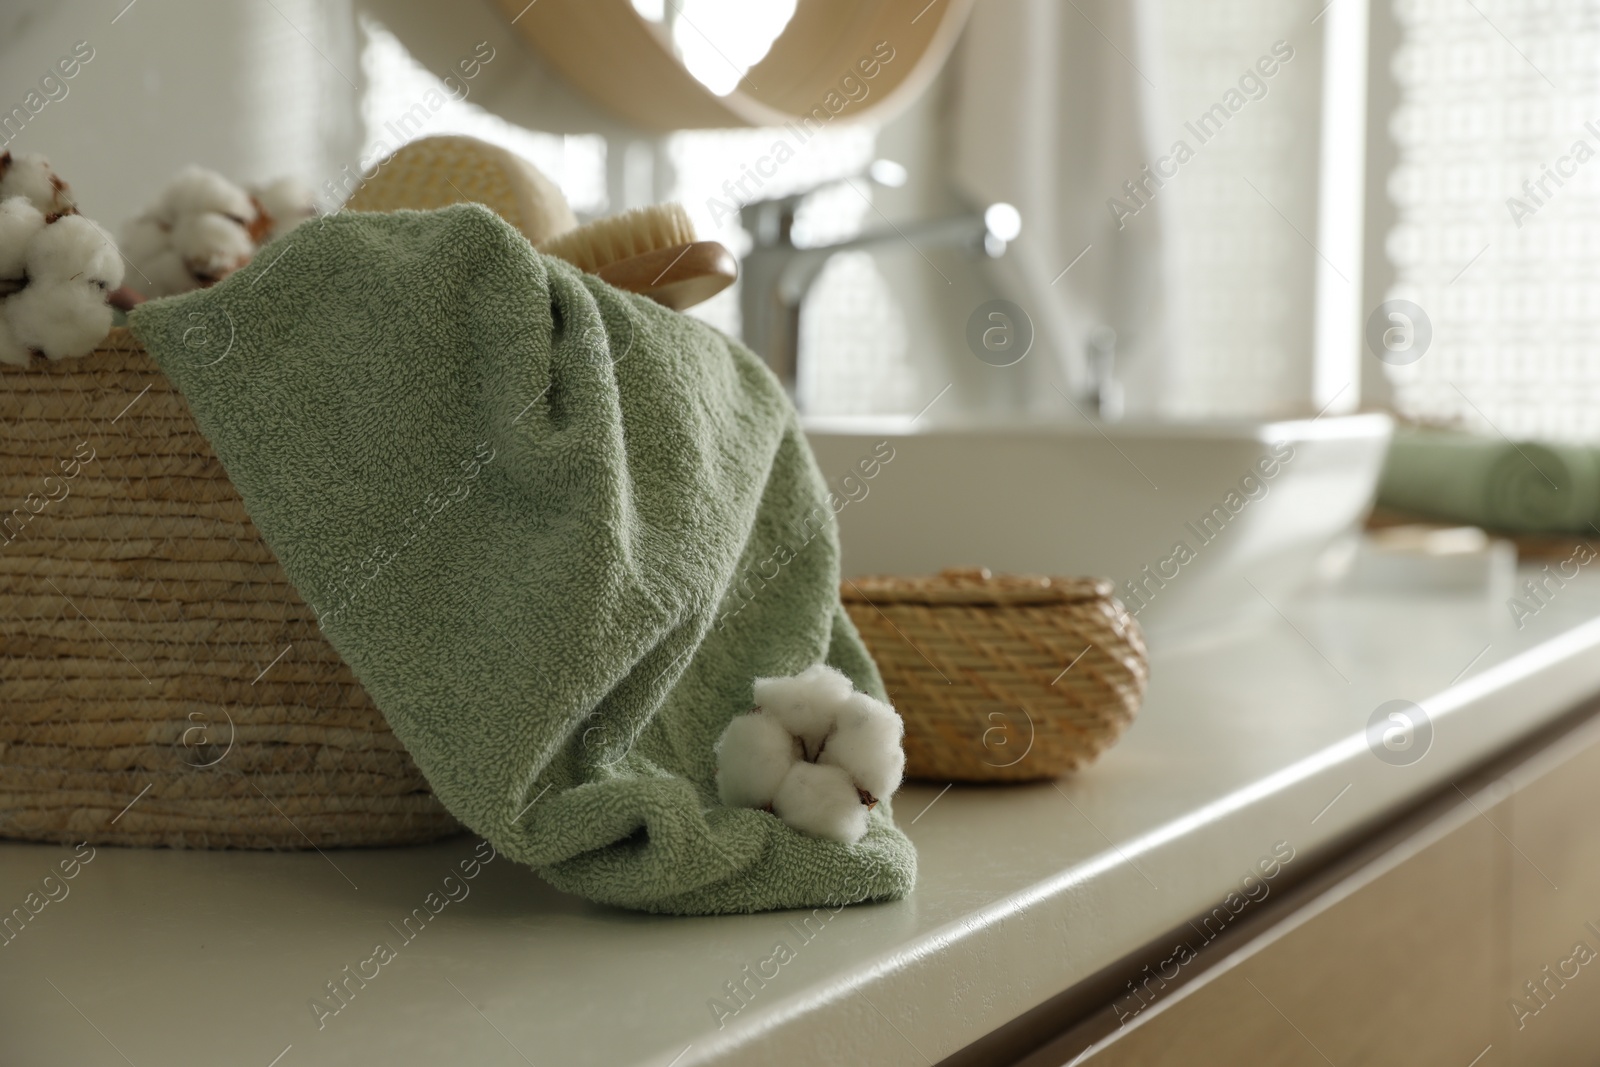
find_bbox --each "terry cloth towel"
[1378,427,1600,535]
[129,204,916,915]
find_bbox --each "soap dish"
[840,568,1148,782]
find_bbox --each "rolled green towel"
[129,204,915,915]
[1378,427,1600,534]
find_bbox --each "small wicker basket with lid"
[840,568,1148,782]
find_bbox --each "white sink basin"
[803,412,1394,638]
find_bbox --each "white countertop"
[6,571,1600,1067]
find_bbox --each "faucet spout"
[737,165,1020,401]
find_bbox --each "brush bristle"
[536,203,695,273]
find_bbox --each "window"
[1380,0,1600,442]
[1155,0,1326,418]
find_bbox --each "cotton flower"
[122,166,317,297]
[158,165,256,227]
[0,151,76,216]
[817,691,906,804]
[0,196,46,285]
[715,664,905,844]
[250,175,317,239]
[754,663,855,760]
[772,761,869,843]
[169,210,254,283]
[0,184,122,367]
[714,712,801,810]
[119,216,193,296]
[26,213,121,286]
[7,280,114,361]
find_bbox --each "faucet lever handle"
[1084,327,1123,420]
[739,159,908,244]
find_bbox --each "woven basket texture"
[0,329,461,849]
[842,568,1149,782]
[2,330,1149,844]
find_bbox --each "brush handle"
[595,241,737,311]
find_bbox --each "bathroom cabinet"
[1501,709,1600,1064]
[1019,709,1600,1066]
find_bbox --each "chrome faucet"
[737,160,1021,396]
[1083,326,1123,421]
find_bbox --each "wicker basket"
[841,568,1148,782]
[0,329,460,849]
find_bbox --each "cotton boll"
[120,215,167,264]
[754,663,855,712]
[27,215,123,288]
[0,152,74,215]
[143,250,196,297]
[121,216,189,297]
[0,197,46,282]
[7,280,112,360]
[171,211,253,283]
[772,761,870,843]
[123,168,306,296]
[250,175,316,239]
[160,165,255,226]
[767,699,834,762]
[137,248,194,298]
[817,692,905,802]
[0,311,31,367]
[753,663,855,759]
[715,712,801,809]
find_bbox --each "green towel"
[129,204,915,915]
[1378,427,1600,535]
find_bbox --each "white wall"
[0,0,675,232]
[1,0,364,230]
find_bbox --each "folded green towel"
[129,204,915,915]
[1378,427,1600,535]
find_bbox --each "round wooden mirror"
[493,0,975,130]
